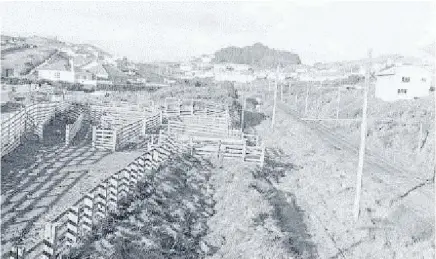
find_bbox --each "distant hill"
[213,43,301,68]
[1,34,115,77]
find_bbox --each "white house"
[375,65,432,102]
[214,72,255,83]
[38,58,75,83]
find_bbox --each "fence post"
[9,245,25,259]
[160,110,163,124]
[42,223,58,259]
[94,183,107,220]
[107,175,118,213]
[65,124,70,146]
[190,137,194,156]
[65,206,79,248]
[91,126,97,148]
[80,193,94,236]
[242,141,246,162]
[260,145,266,168]
[112,129,117,152]
[217,140,221,158]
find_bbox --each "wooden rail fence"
[1,102,75,158]
[187,135,265,167]
[92,112,161,151]
[9,135,185,258]
[65,113,84,146]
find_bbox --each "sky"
[0,1,435,64]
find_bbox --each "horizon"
[1,1,435,65]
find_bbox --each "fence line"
[92,111,162,151]
[65,113,84,145]
[1,102,75,157]
[31,135,184,258]
[187,135,265,167]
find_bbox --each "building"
[1,67,20,78]
[37,57,75,83]
[375,65,432,102]
[83,62,109,79]
[75,70,97,86]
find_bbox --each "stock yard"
[1,78,434,259]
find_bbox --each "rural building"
[375,65,432,102]
[75,70,97,86]
[37,58,75,83]
[1,67,20,78]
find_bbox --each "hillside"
[1,34,113,77]
[213,43,301,68]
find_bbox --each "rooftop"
[39,55,71,71]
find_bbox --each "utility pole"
[304,83,310,116]
[336,87,341,125]
[241,94,246,133]
[353,49,372,223]
[271,65,279,129]
[433,40,436,259]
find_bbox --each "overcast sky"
[1,1,435,64]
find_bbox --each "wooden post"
[433,43,436,259]
[288,82,292,100]
[42,223,58,259]
[112,130,117,152]
[280,83,283,101]
[260,145,265,168]
[217,140,221,158]
[271,65,279,130]
[91,126,97,148]
[418,123,423,152]
[241,96,246,133]
[242,141,246,162]
[353,49,371,223]
[304,84,310,116]
[65,206,79,247]
[9,245,25,259]
[65,124,70,146]
[336,87,341,126]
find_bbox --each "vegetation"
[213,42,301,68]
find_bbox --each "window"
[54,72,60,79]
[398,89,407,94]
[401,77,410,83]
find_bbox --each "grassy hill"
[213,43,301,68]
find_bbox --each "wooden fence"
[90,105,149,124]
[187,135,265,167]
[115,119,143,150]
[65,113,84,146]
[1,102,72,157]
[92,112,161,151]
[10,135,185,259]
[142,112,162,134]
[168,119,230,138]
[91,127,117,151]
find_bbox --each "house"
[83,62,109,79]
[1,67,20,78]
[375,65,432,102]
[75,70,97,86]
[37,57,75,83]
